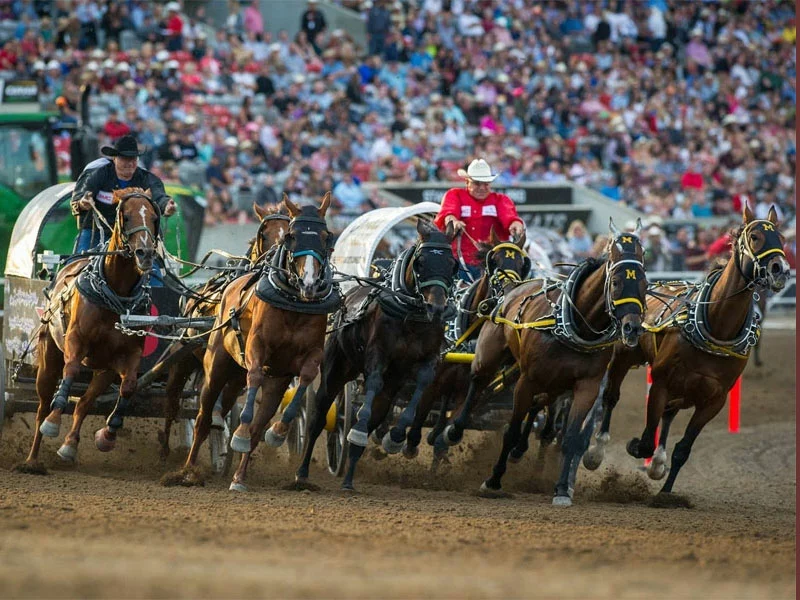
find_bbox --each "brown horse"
[164,194,337,490]
[443,219,647,506]
[583,205,790,498]
[400,229,530,462]
[158,203,290,460]
[295,218,458,491]
[17,188,160,472]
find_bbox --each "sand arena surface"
[0,328,795,599]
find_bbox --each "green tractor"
[0,81,206,302]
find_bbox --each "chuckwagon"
[0,182,239,471]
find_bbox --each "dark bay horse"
[400,230,530,462]
[295,219,458,491]
[159,203,290,460]
[583,205,790,498]
[164,194,338,490]
[447,220,647,506]
[17,188,161,472]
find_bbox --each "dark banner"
[519,209,592,234]
[385,185,573,207]
[1,79,39,104]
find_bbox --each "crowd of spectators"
[0,0,795,268]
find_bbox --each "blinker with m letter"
[505,250,516,258]
[621,236,633,244]
[626,269,637,280]
[762,223,774,231]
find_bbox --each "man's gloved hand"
[163,198,177,217]
[509,220,525,238]
[445,215,466,233]
[76,192,95,211]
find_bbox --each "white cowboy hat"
[457,158,499,182]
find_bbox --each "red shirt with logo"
[434,188,523,266]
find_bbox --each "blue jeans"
[70,228,164,287]
[457,265,482,283]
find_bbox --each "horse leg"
[295,346,353,488]
[183,349,236,471]
[660,394,726,495]
[160,350,200,460]
[265,348,323,447]
[479,375,536,497]
[646,407,678,481]
[57,369,116,462]
[440,327,506,448]
[553,376,604,507]
[20,332,63,471]
[626,378,668,460]
[231,337,266,453]
[230,375,291,492]
[584,353,637,470]
[39,335,86,438]
[404,375,443,460]
[342,388,394,492]
[346,357,385,448]
[508,398,545,464]
[382,358,437,454]
[95,353,142,452]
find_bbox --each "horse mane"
[263,203,290,216]
[474,240,492,265]
[112,187,150,203]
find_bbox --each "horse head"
[409,218,458,322]
[251,202,291,263]
[112,187,160,274]
[478,226,530,285]
[737,203,790,292]
[281,192,334,300]
[606,218,647,347]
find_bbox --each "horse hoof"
[369,430,382,445]
[346,428,369,447]
[402,443,419,460]
[582,446,605,471]
[552,495,573,507]
[426,430,437,446]
[477,482,512,499]
[39,419,61,438]
[596,432,610,445]
[626,438,641,458]
[94,428,116,452]
[443,424,462,446]
[229,481,248,492]
[508,448,525,464]
[264,427,286,448]
[647,447,668,480]
[381,432,404,455]
[57,443,77,462]
[341,483,357,493]
[230,434,251,453]
[291,477,320,492]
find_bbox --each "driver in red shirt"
[434,158,525,281]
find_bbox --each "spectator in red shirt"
[434,158,525,281]
[103,110,132,141]
[165,2,184,52]
[680,162,705,190]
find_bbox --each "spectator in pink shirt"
[243,2,264,36]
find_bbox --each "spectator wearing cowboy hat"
[434,158,525,281]
[70,135,176,255]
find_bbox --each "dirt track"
[0,327,795,599]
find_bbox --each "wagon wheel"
[0,358,6,438]
[285,378,312,458]
[326,380,356,476]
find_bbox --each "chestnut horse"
[583,205,790,498]
[295,218,458,491]
[401,229,530,463]
[444,220,647,506]
[159,203,290,459]
[164,194,337,490]
[17,188,161,472]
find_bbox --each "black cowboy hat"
[101,135,146,158]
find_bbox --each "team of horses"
[16,190,791,506]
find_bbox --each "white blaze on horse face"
[302,254,316,289]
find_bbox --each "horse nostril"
[134,248,146,258]
[771,262,782,275]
